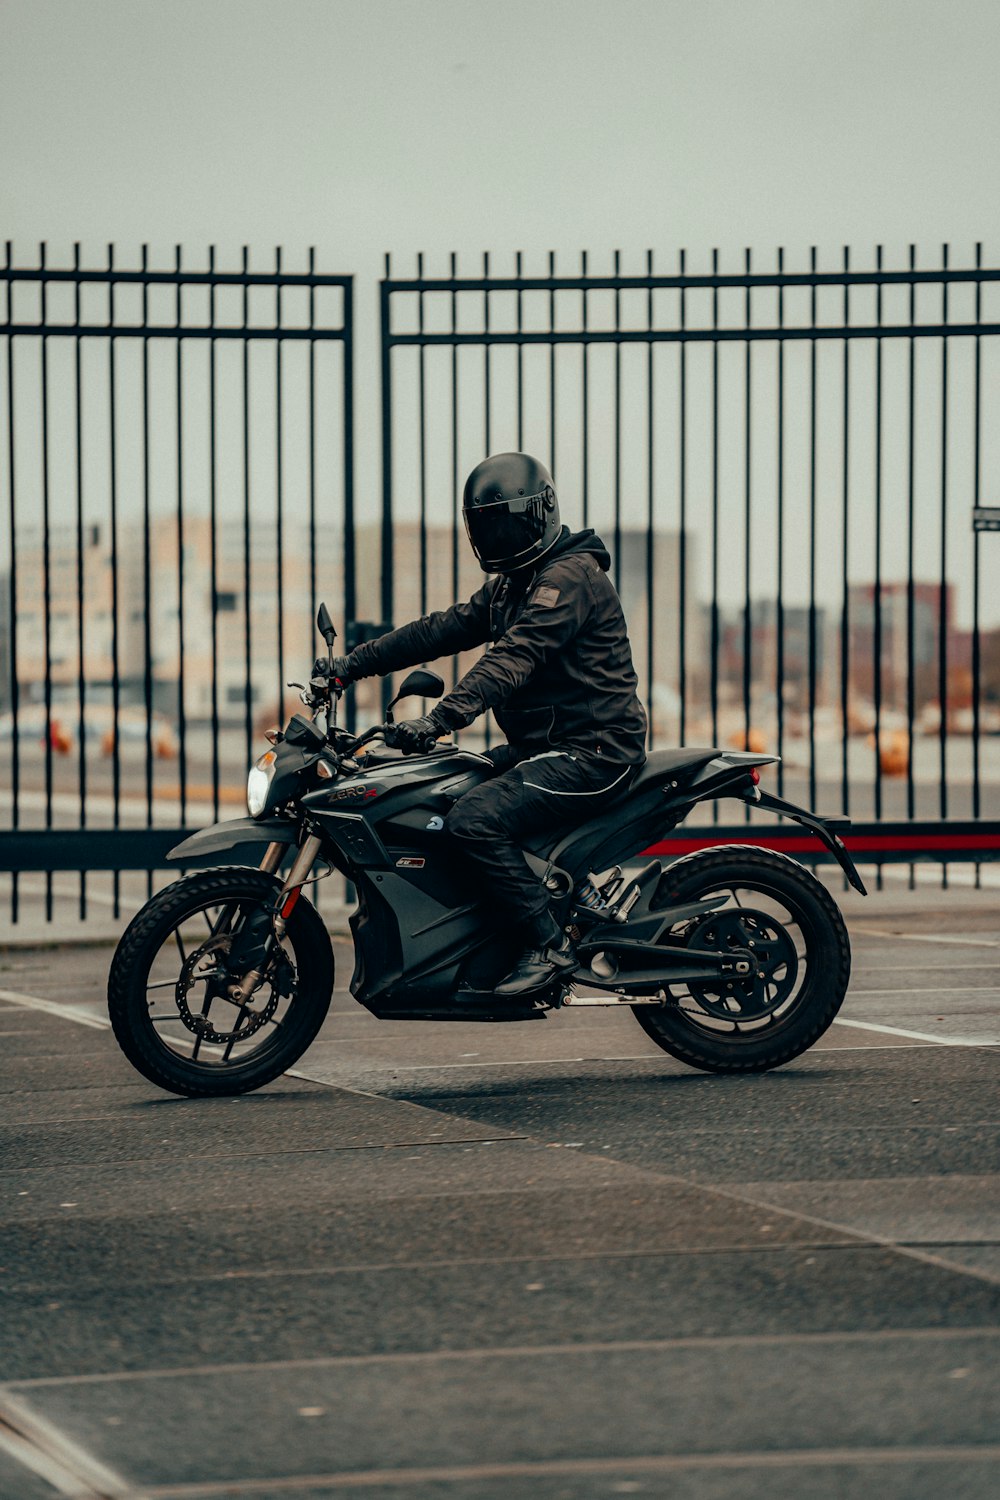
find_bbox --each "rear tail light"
[749,766,760,785]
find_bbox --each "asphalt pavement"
[0,886,997,1498]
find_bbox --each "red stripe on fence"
[644,832,1000,857]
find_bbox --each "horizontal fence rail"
[1,242,354,924]
[4,822,999,875]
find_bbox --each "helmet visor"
[463,493,549,568]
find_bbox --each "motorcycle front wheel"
[633,845,851,1073]
[108,867,334,1097]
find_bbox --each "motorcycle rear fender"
[167,817,298,862]
[749,788,867,895]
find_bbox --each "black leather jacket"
[346,529,648,765]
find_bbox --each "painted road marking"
[856,927,1000,949]
[3,990,997,1054]
[0,1389,130,1498]
[832,1017,999,1046]
[0,988,110,1030]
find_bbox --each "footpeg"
[563,986,664,1008]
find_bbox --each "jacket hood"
[538,526,611,572]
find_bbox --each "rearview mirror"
[316,603,337,646]
[386,668,445,720]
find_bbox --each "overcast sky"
[4,0,998,269]
[3,0,999,629]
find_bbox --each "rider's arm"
[431,558,593,729]
[345,583,493,680]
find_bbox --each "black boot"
[495,912,577,998]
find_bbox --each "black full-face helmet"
[462,452,561,574]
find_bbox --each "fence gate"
[379,247,1000,875]
[1,243,354,923]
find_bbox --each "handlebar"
[345,724,439,758]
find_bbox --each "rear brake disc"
[681,908,798,1020]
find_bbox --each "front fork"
[226,835,322,1004]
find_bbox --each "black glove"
[312,655,355,689]
[389,714,444,754]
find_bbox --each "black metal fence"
[380,246,1000,874]
[1,243,354,922]
[3,241,1000,928]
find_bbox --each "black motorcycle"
[108,606,866,1097]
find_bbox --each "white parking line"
[833,1017,999,1046]
[0,989,110,1030]
[855,927,1000,949]
[4,989,997,1054]
[0,1389,130,1498]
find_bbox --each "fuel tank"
[300,745,495,880]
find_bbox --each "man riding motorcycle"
[317,452,648,996]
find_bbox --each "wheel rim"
[141,895,301,1070]
[661,880,817,1040]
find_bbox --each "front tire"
[108,867,334,1097]
[633,846,851,1073]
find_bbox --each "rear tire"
[108,867,333,1097]
[633,846,851,1073]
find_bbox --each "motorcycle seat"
[522,747,720,867]
[626,746,720,795]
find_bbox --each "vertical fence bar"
[175,246,187,832]
[743,247,753,789]
[275,248,285,724]
[379,255,394,716]
[482,251,492,749]
[678,247,687,745]
[807,246,818,811]
[242,247,253,773]
[613,249,622,594]
[873,246,884,868]
[972,244,982,858]
[515,251,523,450]
[707,244,722,810]
[308,248,318,633]
[39,243,54,920]
[417,252,427,616]
[906,245,917,834]
[939,244,950,856]
[6,243,20,921]
[342,270,356,732]
[711,248,720,783]
[450,253,460,694]
[581,250,589,529]
[548,250,556,474]
[108,243,122,915]
[73,242,87,918]
[141,246,153,895]
[208,246,221,821]
[776,247,785,798]
[646,248,655,751]
[482,251,491,454]
[840,246,850,817]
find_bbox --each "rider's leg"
[445,751,634,994]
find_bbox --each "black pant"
[444,747,636,934]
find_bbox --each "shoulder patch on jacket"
[532,584,561,608]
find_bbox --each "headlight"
[247,751,277,817]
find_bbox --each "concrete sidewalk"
[0,890,997,1497]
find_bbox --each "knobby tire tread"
[635,845,852,1074]
[107,867,334,1097]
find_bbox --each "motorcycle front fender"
[167,817,299,862]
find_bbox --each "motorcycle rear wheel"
[633,846,851,1073]
[108,867,333,1097]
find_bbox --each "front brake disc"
[174,933,282,1045]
